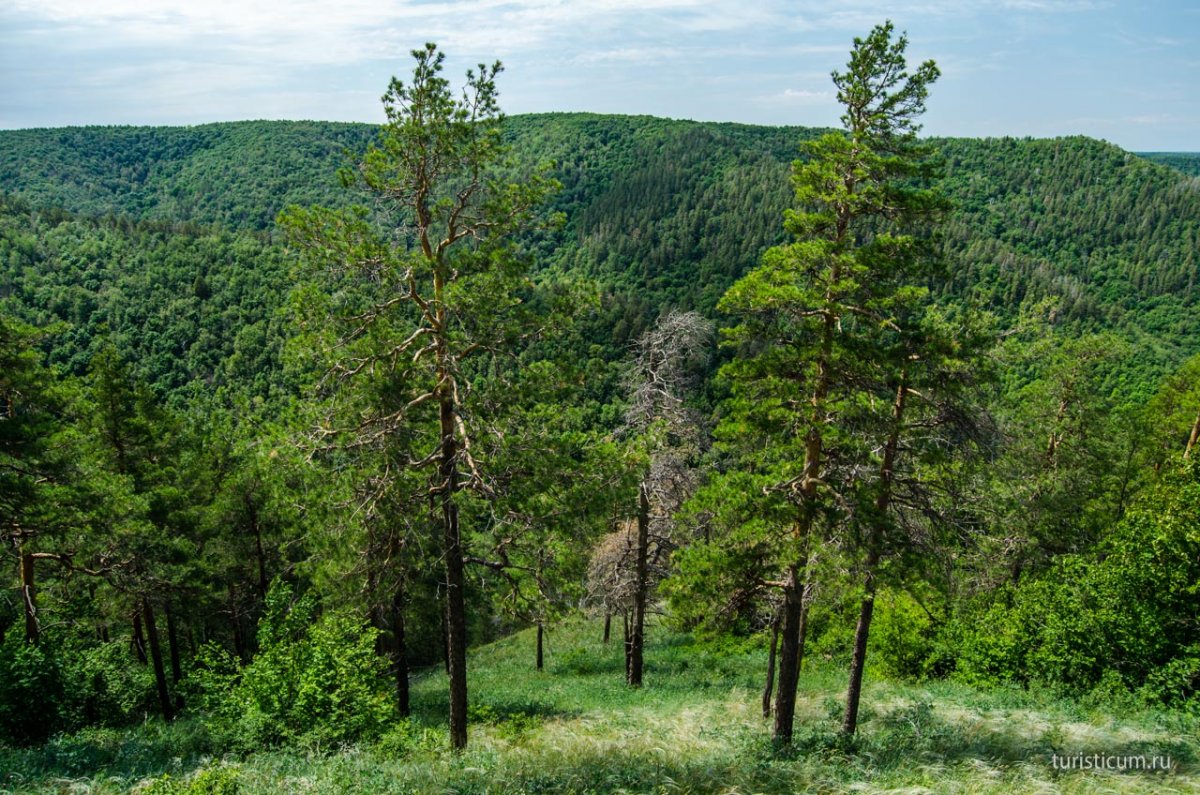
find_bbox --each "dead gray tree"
[621,310,713,686]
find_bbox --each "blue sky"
[1,0,1197,150]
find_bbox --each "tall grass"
[3,616,1195,793]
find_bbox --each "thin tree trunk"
[132,609,148,664]
[762,610,780,719]
[842,375,907,737]
[164,600,185,711]
[232,615,246,662]
[602,612,611,644]
[842,550,879,737]
[438,391,468,750]
[248,495,268,600]
[20,551,38,644]
[628,482,650,687]
[392,589,410,717]
[536,622,544,671]
[623,611,631,682]
[142,598,174,722]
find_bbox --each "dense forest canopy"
[2,117,1198,401]
[2,28,1199,792]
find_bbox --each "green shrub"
[61,640,157,727]
[139,762,241,794]
[1140,647,1200,710]
[0,631,64,745]
[947,461,1200,701]
[188,582,394,750]
[869,588,940,680]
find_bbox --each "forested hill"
[2,115,1198,398]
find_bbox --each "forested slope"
[2,116,1199,397]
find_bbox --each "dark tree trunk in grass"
[20,551,38,644]
[773,560,809,744]
[142,598,174,722]
[439,391,469,751]
[763,611,780,719]
[841,552,878,737]
[603,612,611,644]
[165,601,185,711]
[628,482,650,687]
[132,609,148,664]
[536,622,544,671]
[623,611,631,681]
[843,376,906,737]
[392,591,410,717]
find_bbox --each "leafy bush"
[189,582,394,750]
[869,588,942,680]
[61,640,158,728]
[0,630,65,745]
[948,461,1200,707]
[139,762,241,794]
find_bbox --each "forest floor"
[3,617,1197,794]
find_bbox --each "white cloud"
[5,0,782,63]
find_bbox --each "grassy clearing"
[3,616,1196,793]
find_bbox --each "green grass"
[3,617,1197,793]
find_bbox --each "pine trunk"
[536,622,544,671]
[762,611,780,719]
[439,392,469,750]
[165,600,185,711]
[232,612,246,662]
[628,482,650,687]
[142,598,174,722]
[772,563,810,744]
[20,551,38,644]
[132,610,148,664]
[392,590,410,717]
[248,496,268,599]
[842,375,906,737]
[841,551,878,736]
[623,611,631,681]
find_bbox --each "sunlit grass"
[3,616,1195,793]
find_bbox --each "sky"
[1,0,1197,151]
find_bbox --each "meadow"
[4,617,1194,794]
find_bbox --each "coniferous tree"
[281,43,558,749]
[705,22,941,743]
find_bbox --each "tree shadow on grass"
[777,700,1197,783]
[409,693,582,731]
[0,718,217,790]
